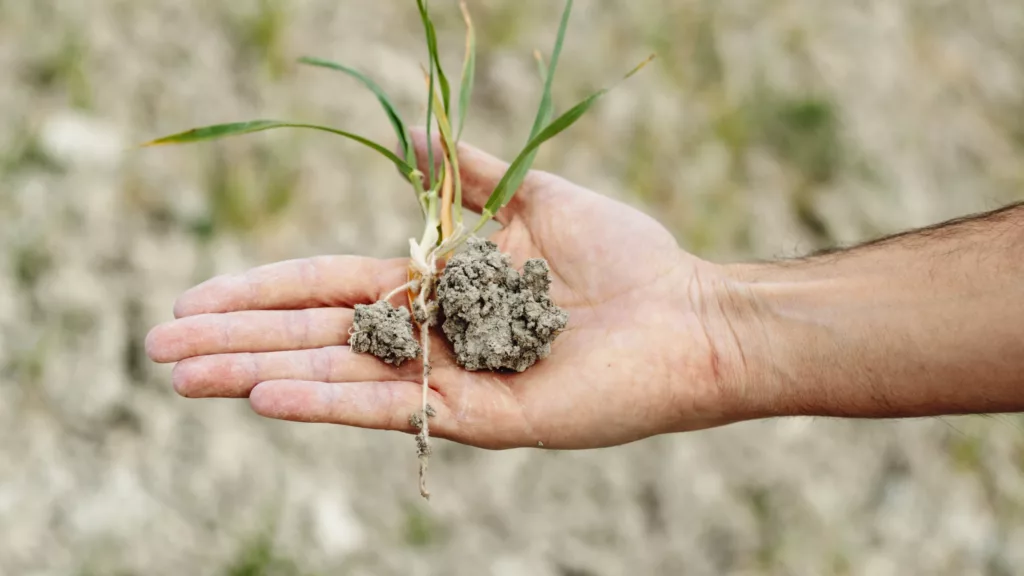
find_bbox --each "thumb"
[407,127,534,224]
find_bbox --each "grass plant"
[143,0,652,499]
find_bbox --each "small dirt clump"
[350,301,421,366]
[437,238,568,372]
[408,404,437,429]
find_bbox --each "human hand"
[146,129,747,450]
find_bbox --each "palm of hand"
[146,135,728,450]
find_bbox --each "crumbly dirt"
[349,301,421,366]
[408,404,437,429]
[437,238,569,372]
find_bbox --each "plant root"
[412,274,439,500]
[415,313,433,500]
[355,233,568,500]
[384,279,420,303]
[408,403,436,429]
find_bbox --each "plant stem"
[440,154,455,242]
[419,190,440,248]
[409,171,428,216]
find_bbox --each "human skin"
[145,129,1024,450]
[727,201,1024,421]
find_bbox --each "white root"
[414,275,434,500]
[417,318,432,500]
[383,279,419,303]
[396,223,469,500]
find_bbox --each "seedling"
[144,0,653,499]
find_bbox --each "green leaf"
[533,50,549,86]
[425,56,437,188]
[456,1,477,142]
[297,56,416,171]
[416,0,449,191]
[528,0,573,141]
[142,120,417,179]
[484,0,573,223]
[416,0,451,115]
[479,55,656,223]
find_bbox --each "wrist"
[701,265,786,423]
[709,261,847,423]
[685,261,795,425]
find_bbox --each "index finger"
[174,256,408,318]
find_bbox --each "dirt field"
[2,1,1023,574]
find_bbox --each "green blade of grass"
[297,56,416,172]
[416,0,446,191]
[424,69,462,226]
[425,54,437,189]
[534,50,549,87]
[416,0,451,115]
[456,1,476,142]
[501,50,557,196]
[533,50,556,123]
[486,2,572,220]
[142,120,417,180]
[528,0,573,141]
[478,55,656,224]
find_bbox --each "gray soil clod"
[437,237,569,373]
[350,301,421,366]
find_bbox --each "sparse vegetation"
[194,142,300,239]
[1,124,65,177]
[24,28,93,110]
[224,532,308,576]
[402,503,446,548]
[223,0,292,80]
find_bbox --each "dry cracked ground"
[2,1,1024,575]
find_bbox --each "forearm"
[721,202,1024,420]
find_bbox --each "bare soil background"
[1,1,1023,575]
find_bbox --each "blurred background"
[2,1,1024,574]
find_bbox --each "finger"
[171,347,419,398]
[249,380,455,437]
[173,256,408,318]
[146,308,353,364]
[408,127,540,225]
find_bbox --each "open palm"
[146,130,736,450]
